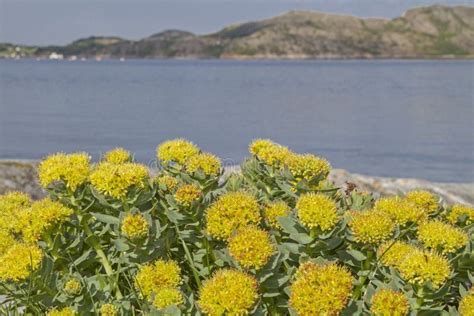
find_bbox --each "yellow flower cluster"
[249,139,277,156]
[64,279,82,296]
[90,162,148,199]
[348,210,395,245]
[418,220,468,254]
[21,198,73,242]
[447,204,474,225]
[374,196,424,226]
[185,152,221,176]
[459,289,474,316]
[47,307,76,316]
[174,184,202,207]
[156,175,179,192]
[38,152,90,191]
[206,192,260,240]
[198,269,258,316]
[103,147,131,164]
[370,289,409,316]
[0,230,15,254]
[285,153,331,182]
[296,193,338,231]
[248,139,290,167]
[0,191,30,234]
[378,241,415,267]
[99,303,117,316]
[135,259,181,299]
[289,262,353,315]
[398,249,451,289]
[264,201,290,229]
[121,213,149,240]
[157,139,200,165]
[228,226,274,270]
[379,242,450,289]
[152,288,184,310]
[406,190,439,214]
[0,243,43,282]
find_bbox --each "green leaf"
[91,212,120,225]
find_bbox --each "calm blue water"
[0,59,473,182]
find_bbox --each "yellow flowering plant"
[0,139,472,315]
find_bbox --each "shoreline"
[1,160,472,205]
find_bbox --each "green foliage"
[0,141,472,315]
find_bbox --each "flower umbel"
[152,288,184,310]
[157,139,199,165]
[206,191,260,240]
[198,269,258,316]
[185,152,221,176]
[459,289,474,316]
[406,190,439,214]
[38,152,90,191]
[64,279,82,296]
[374,196,424,226]
[284,153,331,182]
[370,289,409,316]
[103,147,131,164]
[264,201,290,229]
[47,307,76,316]
[0,191,30,234]
[135,260,181,298]
[90,162,148,199]
[228,226,274,270]
[99,303,117,316]
[418,220,468,254]
[348,210,395,245]
[0,243,43,282]
[296,193,338,231]
[289,262,353,315]
[122,213,149,240]
[156,175,179,192]
[378,241,417,268]
[174,184,202,207]
[447,204,474,226]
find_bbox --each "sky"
[1,0,473,45]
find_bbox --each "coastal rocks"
[0,160,472,206]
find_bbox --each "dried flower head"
[228,226,274,270]
[459,289,474,316]
[398,249,451,289]
[264,201,290,229]
[122,213,149,240]
[135,260,181,298]
[90,162,148,199]
[99,303,117,316]
[206,192,260,240]
[447,204,474,226]
[185,152,221,176]
[289,262,353,315]
[38,152,90,191]
[174,184,202,207]
[0,243,42,282]
[285,153,331,182]
[103,147,131,164]
[418,220,468,254]
[198,269,258,316]
[152,288,184,310]
[21,198,73,242]
[348,210,395,245]
[156,175,179,192]
[406,190,439,214]
[370,289,409,316]
[296,193,338,231]
[47,307,77,316]
[157,139,199,165]
[64,278,82,296]
[374,196,424,226]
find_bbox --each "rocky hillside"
[2,5,473,59]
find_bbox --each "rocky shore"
[1,160,472,206]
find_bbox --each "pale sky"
[1,0,473,45]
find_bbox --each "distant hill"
[2,5,474,59]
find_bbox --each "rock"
[0,160,472,206]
